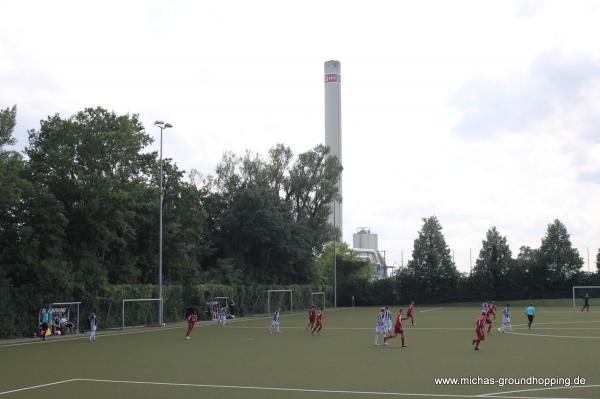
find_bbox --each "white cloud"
[2,0,600,272]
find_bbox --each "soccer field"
[0,305,598,399]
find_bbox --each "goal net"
[311,292,326,310]
[572,286,598,310]
[266,289,293,316]
[39,302,81,335]
[214,296,230,310]
[122,298,162,330]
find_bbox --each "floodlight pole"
[333,200,337,309]
[155,121,172,327]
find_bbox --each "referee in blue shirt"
[526,304,535,330]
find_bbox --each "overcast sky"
[2,0,600,272]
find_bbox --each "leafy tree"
[0,105,17,147]
[596,248,600,274]
[0,105,71,334]
[471,227,512,297]
[403,216,459,301]
[513,246,543,292]
[26,107,156,286]
[538,219,583,287]
[202,143,342,284]
[315,242,374,285]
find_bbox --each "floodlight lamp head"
[164,123,173,128]
[154,120,164,126]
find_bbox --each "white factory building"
[352,227,389,279]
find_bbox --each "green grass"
[0,304,599,398]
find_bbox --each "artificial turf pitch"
[0,304,598,399]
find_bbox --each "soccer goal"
[266,289,293,315]
[311,292,326,310]
[122,298,162,330]
[572,286,598,310]
[214,296,230,310]
[50,301,81,334]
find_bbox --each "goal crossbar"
[122,298,162,330]
[311,292,326,309]
[265,290,292,315]
[213,297,230,307]
[572,286,599,309]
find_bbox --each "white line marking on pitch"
[420,308,443,312]
[511,320,600,328]
[65,378,588,399]
[0,379,75,396]
[506,331,600,339]
[0,308,352,349]
[0,378,589,399]
[0,313,295,349]
[478,384,600,396]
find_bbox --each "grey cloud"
[577,170,600,184]
[451,50,600,139]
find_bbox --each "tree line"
[332,216,600,306]
[0,106,341,336]
[1,105,599,336]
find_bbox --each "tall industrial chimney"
[324,60,342,238]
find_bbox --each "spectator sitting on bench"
[59,313,74,334]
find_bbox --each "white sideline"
[0,379,75,396]
[506,331,600,339]
[0,308,352,349]
[511,320,600,328]
[479,384,600,396]
[420,307,443,312]
[0,378,589,399]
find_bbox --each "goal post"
[213,296,230,309]
[572,286,598,309]
[122,298,162,330]
[50,301,82,334]
[266,289,293,315]
[311,292,326,310]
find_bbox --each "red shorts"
[394,326,404,334]
[407,312,413,318]
[476,329,485,340]
[309,318,315,323]
[188,321,196,329]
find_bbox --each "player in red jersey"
[384,309,407,347]
[185,308,198,340]
[472,311,486,350]
[485,305,494,333]
[488,302,497,320]
[311,308,325,335]
[406,301,415,326]
[306,305,317,331]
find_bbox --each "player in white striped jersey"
[384,307,393,334]
[268,307,281,335]
[374,308,386,346]
[88,310,97,342]
[497,304,512,332]
[218,306,227,326]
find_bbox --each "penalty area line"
[27,378,581,399]
[478,384,600,397]
[420,308,443,313]
[506,331,600,339]
[0,379,76,396]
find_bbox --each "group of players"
[472,301,537,350]
[183,295,591,346]
[305,305,325,335]
[374,301,415,347]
